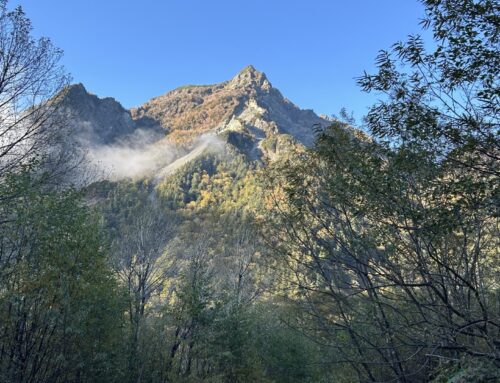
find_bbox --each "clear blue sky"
[14,0,429,120]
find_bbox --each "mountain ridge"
[59,66,330,169]
[130,66,327,148]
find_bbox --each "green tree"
[265,0,499,381]
[0,171,125,383]
[358,0,499,179]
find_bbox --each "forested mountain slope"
[63,66,334,382]
[2,0,498,380]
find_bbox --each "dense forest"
[0,0,498,382]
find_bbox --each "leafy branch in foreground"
[265,0,499,381]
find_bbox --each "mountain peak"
[229,65,271,90]
[58,83,161,145]
[62,83,89,98]
[239,65,258,74]
[130,66,328,146]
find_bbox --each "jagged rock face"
[59,83,161,145]
[131,66,329,153]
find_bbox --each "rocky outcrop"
[59,83,162,145]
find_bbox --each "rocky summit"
[59,83,162,146]
[131,65,328,150]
